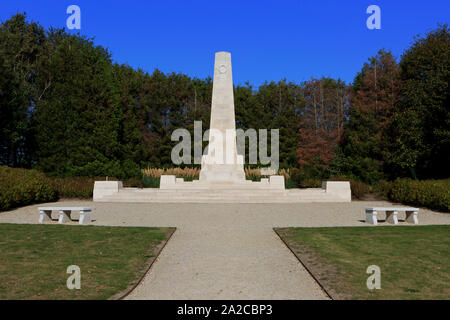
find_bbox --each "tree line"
[0,13,448,182]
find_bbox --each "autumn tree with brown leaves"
[297,78,350,170]
[332,49,401,183]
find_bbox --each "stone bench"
[365,207,419,225]
[38,207,92,225]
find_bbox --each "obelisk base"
[199,164,245,183]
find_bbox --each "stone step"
[97,198,342,203]
[109,195,328,200]
[102,189,327,199]
[102,193,327,198]
[132,189,290,194]
[118,188,325,194]
[98,190,340,203]
[109,192,326,198]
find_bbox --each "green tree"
[252,80,303,168]
[386,25,449,179]
[110,63,149,173]
[34,32,128,177]
[0,13,46,167]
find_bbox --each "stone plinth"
[199,51,245,183]
[93,179,351,202]
[159,174,285,190]
[93,181,122,201]
[322,181,352,201]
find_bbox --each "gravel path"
[1,200,449,299]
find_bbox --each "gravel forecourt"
[1,200,449,299]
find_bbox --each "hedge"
[45,177,95,199]
[389,179,449,212]
[0,166,57,211]
[0,167,145,211]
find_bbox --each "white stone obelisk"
[199,52,245,182]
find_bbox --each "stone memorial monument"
[198,52,246,183]
[93,52,351,202]
[159,51,285,190]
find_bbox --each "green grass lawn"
[275,226,450,300]
[0,223,175,299]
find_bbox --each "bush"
[373,180,394,200]
[123,178,143,188]
[389,179,449,212]
[329,176,371,199]
[299,178,322,188]
[66,160,142,180]
[47,176,144,198]
[244,167,261,181]
[285,168,299,188]
[46,177,95,199]
[0,166,57,211]
[141,167,201,185]
[142,167,200,180]
[141,175,160,188]
[285,178,299,189]
[350,180,371,199]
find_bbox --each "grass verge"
[0,223,175,299]
[275,226,450,300]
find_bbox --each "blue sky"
[1,0,449,86]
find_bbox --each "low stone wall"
[93,179,352,203]
[93,181,123,201]
[159,175,286,190]
[322,181,352,202]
